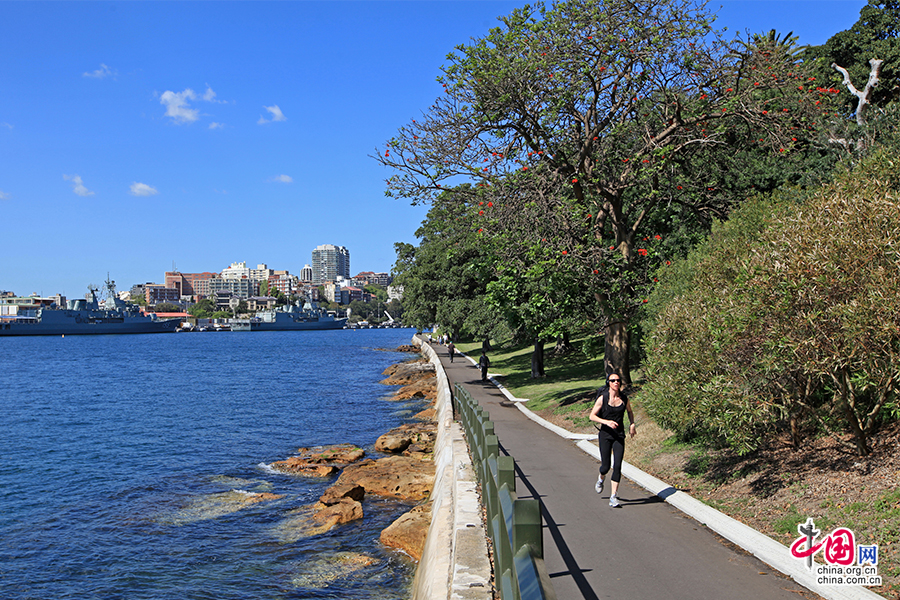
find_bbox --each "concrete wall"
[411,337,492,600]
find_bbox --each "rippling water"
[0,329,422,599]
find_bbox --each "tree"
[259,280,269,296]
[392,186,503,343]
[153,302,181,313]
[806,0,900,112]
[188,298,215,318]
[364,284,388,302]
[804,1,900,151]
[378,0,827,380]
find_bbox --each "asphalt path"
[431,342,821,600]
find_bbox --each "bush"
[642,150,900,455]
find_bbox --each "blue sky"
[1,0,866,297]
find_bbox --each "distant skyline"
[1,1,867,296]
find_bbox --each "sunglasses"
[608,379,621,383]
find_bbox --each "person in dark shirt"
[478,350,490,382]
[588,373,636,508]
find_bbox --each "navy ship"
[231,302,347,331]
[0,278,180,336]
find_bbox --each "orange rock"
[312,498,363,526]
[269,457,340,477]
[380,503,432,561]
[337,455,435,502]
[319,483,365,505]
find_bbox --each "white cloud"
[202,85,219,102]
[83,63,115,79]
[270,174,293,183]
[129,182,158,196]
[0,190,10,200]
[63,174,94,197]
[1,122,12,130]
[258,104,286,124]
[209,122,224,130]
[160,89,199,123]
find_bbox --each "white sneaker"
[594,475,604,494]
[609,495,621,508]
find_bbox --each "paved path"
[429,341,820,600]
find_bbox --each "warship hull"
[0,308,180,336]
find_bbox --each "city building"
[299,264,313,283]
[387,285,404,301]
[221,262,273,284]
[145,284,180,305]
[165,271,218,299]
[267,272,296,295]
[311,244,350,284]
[208,277,257,299]
[352,271,393,287]
[246,296,277,311]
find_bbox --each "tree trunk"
[531,337,545,379]
[482,338,492,352]
[554,332,573,355]
[604,321,631,384]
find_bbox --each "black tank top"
[597,388,628,438]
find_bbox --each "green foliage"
[153,302,181,313]
[392,187,504,341]
[642,149,900,455]
[805,0,900,111]
[364,284,388,302]
[188,298,215,318]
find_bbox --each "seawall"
[410,337,492,600]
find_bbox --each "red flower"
[562,250,568,255]
[479,210,484,215]
[654,234,661,240]
[593,269,599,274]
[487,202,493,207]
[572,178,578,183]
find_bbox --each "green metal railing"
[454,383,557,600]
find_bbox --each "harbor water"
[0,329,424,599]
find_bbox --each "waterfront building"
[299,264,313,283]
[208,277,257,299]
[387,285,404,301]
[352,271,392,287]
[311,244,350,284]
[165,271,218,299]
[246,296,277,311]
[267,272,296,295]
[145,284,180,305]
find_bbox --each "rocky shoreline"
[265,348,439,561]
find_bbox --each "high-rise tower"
[311,244,350,284]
